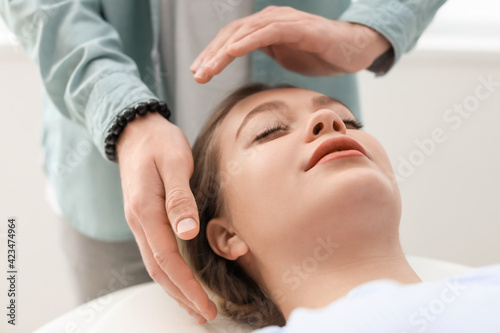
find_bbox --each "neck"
[264,242,421,321]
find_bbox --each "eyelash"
[253,119,364,142]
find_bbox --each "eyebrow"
[235,100,289,140]
[235,95,340,140]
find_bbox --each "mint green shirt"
[0,0,446,240]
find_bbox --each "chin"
[341,166,398,200]
[306,166,402,239]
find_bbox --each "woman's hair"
[180,83,289,328]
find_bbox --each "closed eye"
[344,119,363,130]
[254,124,289,142]
[253,119,363,143]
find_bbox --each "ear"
[206,217,249,260]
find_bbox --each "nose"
[304,109,347,143]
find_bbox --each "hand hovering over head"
[116,112,217,324]
[191,6,391,82]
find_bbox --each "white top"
[255,264,500,333]
[159,0,253,146]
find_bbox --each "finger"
[191,20,242,75]
[128,211,208,319]
[192,23,256,76]
[201,22,297,79]
[193,54,236,84]
[191,7,286,74]
[138,198,217,321]
[193,65,214,84]
[170,287,208,324]
[177,299,208,324]
[229,23,302,57]
[173,295,205,323]
[201,14,307,78]
[142,213,217,320]
[123,188,204,316]
[162,174,200,240]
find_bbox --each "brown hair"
[180,83,289,329]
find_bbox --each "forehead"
[229,88,322,119]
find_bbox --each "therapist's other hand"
[191,6,391,82]
[115,112,217,324]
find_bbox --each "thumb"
[165,181,200,240]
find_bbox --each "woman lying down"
[180,84,500,332]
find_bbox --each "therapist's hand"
[190,6,391,82]
[115,112,217,324]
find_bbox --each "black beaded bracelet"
[104,99,171,161]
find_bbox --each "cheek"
[353,132,401,205]
[223,145,298,239]
[355,132,396,177]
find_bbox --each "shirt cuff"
[338,0,417,75]
[367,47,395,76]
[85,71,157,161]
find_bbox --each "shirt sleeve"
[338,0,448,75]
[0,0,157,160]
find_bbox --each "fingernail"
[194,67,205,79]
[177,218,197,234]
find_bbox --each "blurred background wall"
[0,0,499,332]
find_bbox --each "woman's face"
[213,88,401,272]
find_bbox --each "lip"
[305,136,367,171]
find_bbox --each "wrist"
[354,23,392,65]
[115,112,166,161]
[370,29,391,62]
[104,99,171,162]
